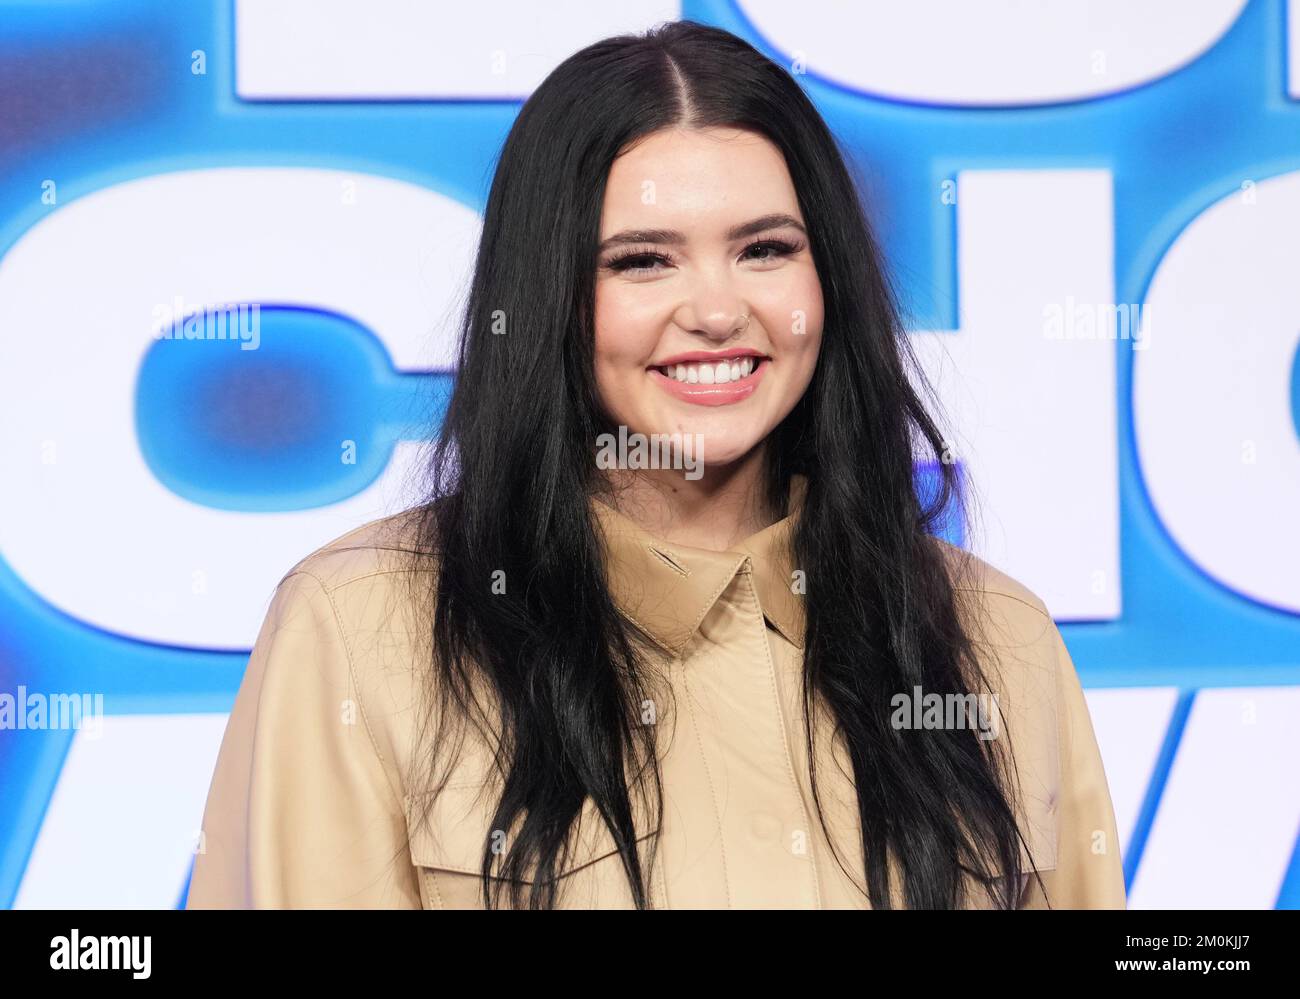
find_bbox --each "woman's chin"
[686,433,763,468]
[602,417,767,474]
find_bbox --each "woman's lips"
[648,358,768,406]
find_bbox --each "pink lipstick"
[646,349,769,407]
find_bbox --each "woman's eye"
[606,252,667,274]
[602,237,803,275]
[741,238,802,264]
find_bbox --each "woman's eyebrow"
[596,212,806,253]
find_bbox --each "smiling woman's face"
[593,126,824,470]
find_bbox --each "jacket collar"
[591,475,807,657]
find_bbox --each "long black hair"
[405,19,1041,909]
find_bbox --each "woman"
[186,20,1125,910]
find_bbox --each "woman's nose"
[673,291,751,343]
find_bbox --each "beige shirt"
[186,491,1127,909]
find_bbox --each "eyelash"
[601,237,805,275]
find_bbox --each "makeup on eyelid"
[601,236,805,275]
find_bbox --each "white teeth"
[659,357,762,383]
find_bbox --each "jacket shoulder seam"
[285,552,437,595]
[283,569,396,781]
[326,564,438,593]
[952,582,1052,624]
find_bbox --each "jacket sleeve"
[185,570,422,908]
[1021,622,1127,909]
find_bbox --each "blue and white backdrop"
[0,0,1297,908]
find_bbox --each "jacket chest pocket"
[962,787,1059,909]
[404,779,658,909]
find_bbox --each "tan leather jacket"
[186,488,1126,909]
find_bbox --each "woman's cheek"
[771,298,823,368]
[761,267,821,340]
[592,321,649,424]
[594,290,656,367]
[795,270,825,339]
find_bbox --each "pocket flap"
[405,779,656,882]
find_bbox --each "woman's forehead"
[601,128,801,234]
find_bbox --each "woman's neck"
[599,445,780,552]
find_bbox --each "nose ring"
[733,313,751,334]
